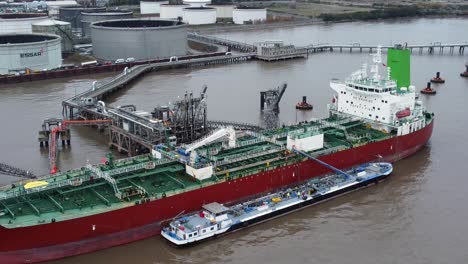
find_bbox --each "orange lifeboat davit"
[396,108,411,119]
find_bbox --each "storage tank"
[182,0,211,7]
[59,6,106,31]
[81,11,133,37]
[0,33,62,74]
[140,0,169,15]
[182,7,216,25]
[160,4,189,19]
[207,4,234,19]
[91,19,187,62]
[233,7,266,24]
[32,20,74,54]
[0,13,51,34]
[46,1,79,17]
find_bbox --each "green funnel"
[387,47,410,91]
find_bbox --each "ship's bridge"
[345,78,397,94]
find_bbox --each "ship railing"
[244,131,283,147]
[307,146,347,158]
[86,164,122,199]
[215,147,284,167]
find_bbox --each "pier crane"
[40,119,112,174]
[182,127,236,165]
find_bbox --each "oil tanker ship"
[0,47,433,263]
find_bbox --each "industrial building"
[183,7,216,25]
[183,0,211,7]
[91,19,187,62]
[0,13,51,34]
[81,10,133,37]
[207,4,234,19]
[59,6,105,31]
[233,7,266,24]
[0,33,62,75]
[32,20,74,54]
[160,4,189,19]
[140,0,169,15]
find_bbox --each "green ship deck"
[0,113,433,228]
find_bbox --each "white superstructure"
[329,47,426,135]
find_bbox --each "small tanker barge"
[162,157,393,246]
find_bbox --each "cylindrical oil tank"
[32,20,74,54]
[0,33,62,74]
[233,7,267,25]
[140,0,169,15]
[182,0,211,8]
[91,19,187,62]
[59,6,106,31]
[81,11,133,37]
[182,7,216,25]
[160,4,189,19]
[0,13,51,34]
[207,4,234,19]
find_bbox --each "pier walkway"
[188,34,467,55]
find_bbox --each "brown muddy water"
[0,18,467,264]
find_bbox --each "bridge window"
[369,88,375,92]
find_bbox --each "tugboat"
[161,152,393,246]
[295,96,313,110]
[421,82,436,95]
[431,72,445,83]
[461,64,468,78]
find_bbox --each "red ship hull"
[0,120,434,263]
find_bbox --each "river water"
[1,18,467,263]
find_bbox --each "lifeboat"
[296,96,313,110]
[430,72,445,83]
[396,108,411,119]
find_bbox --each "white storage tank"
[81,11,134,37]
[182,0,211,8]
[160,4,189,19]
[91,19,187,62]
[32,20,74,54]
[183,7,216,25]
[233,7,267,25]
[0,13,51,34]
[140,0,169,15]
[207,4,234,19]
[0,33,62,75]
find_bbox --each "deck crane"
[292,148,351,180]
[183,127,236,165]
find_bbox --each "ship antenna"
[371,46,382,80]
